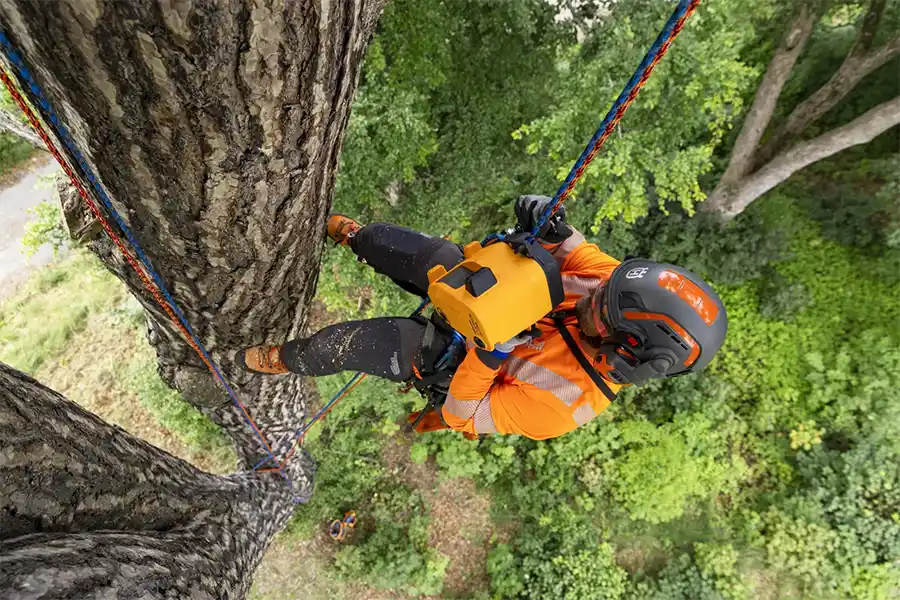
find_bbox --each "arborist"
[236,195,727,440]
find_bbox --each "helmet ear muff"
[598,344,679,386]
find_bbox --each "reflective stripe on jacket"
[443,230,624,440]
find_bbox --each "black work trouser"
[281,223,463,381]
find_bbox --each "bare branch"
[717,3,818,186]
[852,0,886,55]
[0,108,43,147]
[756,0,898,164]
[710,96,900,220]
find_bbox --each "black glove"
[514,195,573,244]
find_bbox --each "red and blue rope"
[532,0,701,236]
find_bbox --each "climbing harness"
[0,0,700,496]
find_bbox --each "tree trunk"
[0,0,382,460]
[0,0,383,597]
[0,108,43,147]
[707,96,900,220]
[713,3,817,193]
[0,362,313,599]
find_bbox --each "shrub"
[21,200,67,258]
[626,554,735,600]
[334,486,448,596]
[488,508,627,600]
[608,414,747,525]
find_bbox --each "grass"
[0,251,126,373]
[121,330,235,468]
[0,250,234,472]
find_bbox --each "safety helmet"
[590,259,727,386]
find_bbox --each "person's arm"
[443,348,504,435]
[555,230,620,277]
[513,195,619,276]
[443,347,579,439]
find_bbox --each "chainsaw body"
[426,236,564,350]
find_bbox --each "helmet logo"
[625,267,649,280]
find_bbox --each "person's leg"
[280,316,452,382]
[350,223,464,296]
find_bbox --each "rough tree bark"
[0,0,384,597]
[0,107,43,147]
[0,362,309,598]
[704,0,899,220]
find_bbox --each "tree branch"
[755,0,898,165]
[712,96,900,220]
[716,3,818,187]
[852,0,886,54]
[0,108,43,147]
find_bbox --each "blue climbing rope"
[531,0,701,236]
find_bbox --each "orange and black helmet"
[591,259,727,386]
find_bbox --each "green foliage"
[627,553,739,600]
[589,205,785,286]
[0,251,125,373]
[608,414,747,524]
[516,0,776,222]
[799,156,900,255]
[284,375,403,538]
[0,130,33,171]
[334,486,448,596]
[694,542,749,600]
[0,85,38,169]
[279,373,454,594]
[488,514,627,599]
[751,507,840,593]
[756,272,811,323]
[119,332,233,463]
[20,200,67,257]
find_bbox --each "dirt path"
[0,153,61,300]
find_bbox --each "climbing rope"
[0,33,300,498]
[532,0,701,236]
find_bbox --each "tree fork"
[754,0,899,166]
[708,96,900,220]
[714,3,817,189]
[0,361,312,598]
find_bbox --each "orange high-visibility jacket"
[442,230,623,440]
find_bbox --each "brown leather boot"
[236,344,289,374]
[326,214,362,246]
